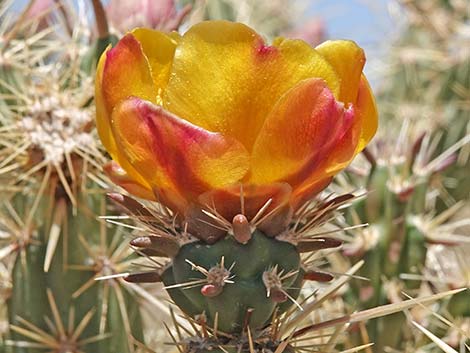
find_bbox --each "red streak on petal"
[257,44,277,55]
[254,38,278,59]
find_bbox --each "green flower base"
[162,231,302,333]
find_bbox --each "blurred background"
[1,1,469,352]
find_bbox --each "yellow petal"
[131,28,179,97]
[162,20,340,150]
[315,40,365,103]
[355,75,378,152]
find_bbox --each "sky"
[306,0,401,82]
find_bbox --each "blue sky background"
[306,0,402,84]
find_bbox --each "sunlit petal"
[111,97,250,200]
[163,20,340,150]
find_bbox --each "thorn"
[44,198,67,272]
[232,214,251,244]
[95,273,129,281]
[195,313,209,338]
[242,308,255,333]
[432,153,458,174]
[410,131,426,166]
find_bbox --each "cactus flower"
[96,21,377,240]
[106,0,191,33]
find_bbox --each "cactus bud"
[201,284,223,297]
[304,270,334,282]
[130,235,180,258]
[297,238,342,252]
[232,214,252,244]
[124,271,162,283]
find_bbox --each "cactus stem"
[232,214,252,244]
[9,289,109,351]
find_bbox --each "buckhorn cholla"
[96,20,378,352]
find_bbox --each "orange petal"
[290,107,363,207]
[95,47,116,156]
[102,33,156,111]
[111,97,250,202]
[355,75,378,153]
[289,121,359,207]
[130,28,179,96]
[250,78,355,187]
[315,40,365,103]
[162,20,340,150]
[96,46,153,190]
[290,177,332,210]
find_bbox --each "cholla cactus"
[0,1,146,352]
[2,1,467,352]
[92,17,462,353]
